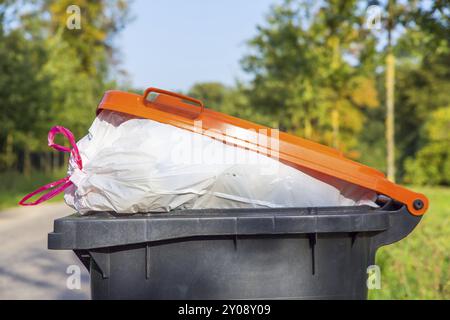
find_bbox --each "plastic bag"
[63,110,377,214]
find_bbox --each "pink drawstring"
[19,126,82,206]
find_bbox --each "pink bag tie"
[19,126,82,206]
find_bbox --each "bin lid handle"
[143,87,204,118]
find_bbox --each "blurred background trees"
[190,0,449,186]
[240,0,380,157]
[0,0,130,174]
[0,0,448,186]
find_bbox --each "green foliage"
[188,82,277,126]
[395,48,450,181]
[369,186,450,300]
[241,0,379,156]
[356,101,387,171]
[404,106,450,185]
[41,31,102,138]
[0,0,130,172]
[237,0,449,181]
[188,82,233,112]
[0,24,52,169]
[45,0,130,77]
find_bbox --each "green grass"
[0,170,66,210]
[369,186,450,300]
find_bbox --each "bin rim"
[96,88,428,216]
[48,205,402,250]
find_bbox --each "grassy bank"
[0,170,66,210]
[370,186,450,299]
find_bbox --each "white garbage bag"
[64,110,378,214]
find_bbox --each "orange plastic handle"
[143,87,204,115]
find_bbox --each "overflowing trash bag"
[62,110,377,214]
[20,88,386,214]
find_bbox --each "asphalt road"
[0,203,90,299]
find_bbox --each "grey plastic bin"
[48,203,421,299]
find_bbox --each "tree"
[187,82,232,112]
[404,106,450,185]
[40,30,100,139]
[241,0,379,156]
[187,81,275,126]
[43,0,130,78]
[368,0,450,182]
[0,19,51,174]
[0,0,131,174]
[39,0,131,137]
[392,0,450,182]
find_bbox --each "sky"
[119,0,280,92]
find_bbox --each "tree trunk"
[330,36,340,148]
[386,52,395,182]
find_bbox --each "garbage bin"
[48,202,421,299]
[29,87,425,299]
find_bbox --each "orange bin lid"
[97,87,428,216]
